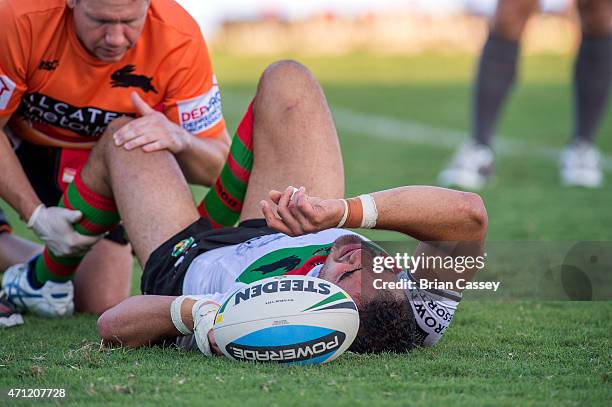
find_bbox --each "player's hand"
[112,92,191,154]
[27,204,101,257]
[260,186,345,237]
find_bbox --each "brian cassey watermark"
[369,251,498,293]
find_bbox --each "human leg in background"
[439,0,538,189]
[560,0,612,187]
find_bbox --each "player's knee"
[461,192,489,240]
[100,116,133,147]
[97,310,120,342]
[256,60,321,110]
[261,59,314,86]
[578,0,612,37]
[89,116,134,161]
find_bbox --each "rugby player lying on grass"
[97,61,487,354]
[6,60,488,353]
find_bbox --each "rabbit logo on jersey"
[178,78,222,134]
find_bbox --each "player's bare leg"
[490,0,538,41]
[0,233,42,272]
[578,0,612,38]
[239,60,344,222]
[1,118,201,318]
[82,118,200,266]
[73,240,133,314]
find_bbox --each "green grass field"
[1,53,611,406]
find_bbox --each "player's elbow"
[97,309,126,346]
[97,311,117,342]
[460,192,488,241]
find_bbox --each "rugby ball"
[212,275,359,365]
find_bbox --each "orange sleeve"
[0,1,29,117]
[163,35,226,139]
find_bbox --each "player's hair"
[349,291,417,354]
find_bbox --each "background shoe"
[560,142,603,188]
[438,141,494,190]
[0,292,24,328]
[1,262,74,318]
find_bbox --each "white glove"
[27,204,101,257]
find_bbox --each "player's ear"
[66,0,78,9]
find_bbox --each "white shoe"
[560,142,604,188]
[1,262,74,318]
[438,142,494,190]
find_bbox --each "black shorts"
[7,140,127,245]
[141,218,277,296]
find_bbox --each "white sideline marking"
[222,91,612,172]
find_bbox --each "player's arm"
[175,128,230,187]
[98,295,221,354]
[112,92,230,187]
[262,185,487,242]
[98,295,182,347]
[262,185,487,289]
[0,3,40,220]
[0,115,42,220]
[0,4,99,256]
[356,186,487,289]
[1,116,99,256]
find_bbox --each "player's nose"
[104,24,128,48]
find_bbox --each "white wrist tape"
[26,204,45,228]
[170,296,193,336]
[336,199,349,228]
[193,299,220,357]
[358,194,378,229]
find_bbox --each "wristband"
[345,197,363,229]
[343,195,378,229]
[358,194,378,229]
[336,199,349,228]
[170,296,193,336]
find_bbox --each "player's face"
[318,235,403,307]
[69,0,150,62]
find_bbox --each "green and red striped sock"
[198,102,254,228]
[33,172,120,284]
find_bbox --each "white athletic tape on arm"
[336,199,349,228]
[170,296,193,336]
[193,299,220,357]
[358,194,378,229]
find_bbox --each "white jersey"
[182,228,361,303]
[180,228,461,348]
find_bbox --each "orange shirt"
[0,0,226,149]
